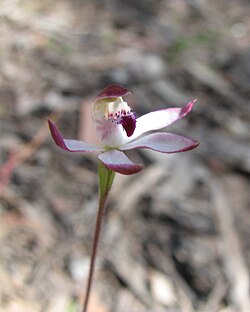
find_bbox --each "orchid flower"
[48,84,199,175]
[48,85,199,312]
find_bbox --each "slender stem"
[82,194,108,312]
[82,163,115,312]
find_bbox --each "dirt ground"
[1,1,250,311]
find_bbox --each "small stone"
[149,270,177,307]
[68,256,89,282]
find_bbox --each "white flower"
[48,85,199,174]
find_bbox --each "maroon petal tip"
[180,99,197,117]
[187,140,200,151]
[103,163,144,175]
[48,119,68,150]
[96,84,132,100]
[177,139,199,153]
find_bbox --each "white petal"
[48,120,103,152]
[120,132,199,153]
[98,150,143,175]
[127,100,196,142]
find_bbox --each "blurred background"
[1,0,250,311]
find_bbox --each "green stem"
[82,162,115,312]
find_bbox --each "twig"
[0,113,60,196]
[212,176,250,312]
